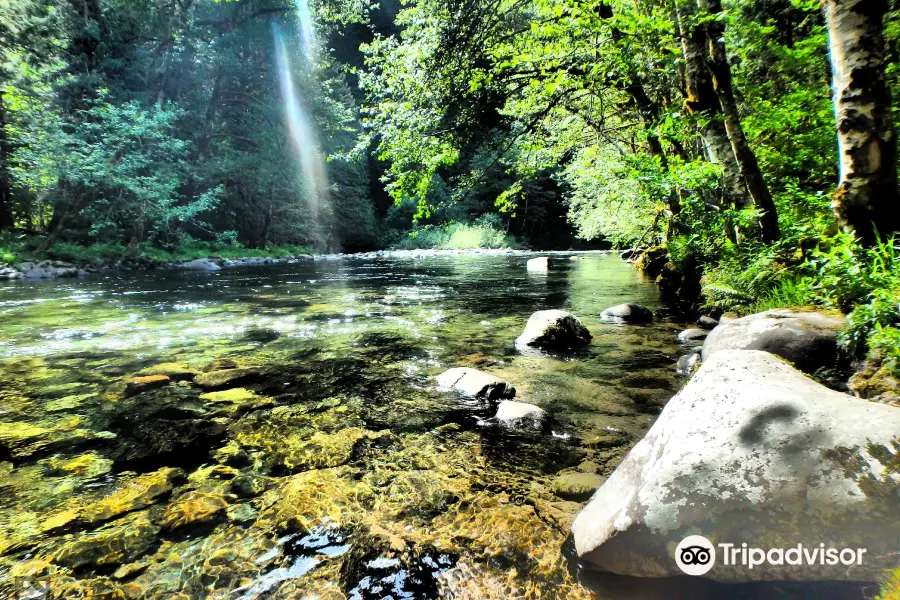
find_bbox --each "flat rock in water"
[161,491,228,529]
[435,367,515,400]
[702,308,845,374]
[193,368,260,388]
[572,350,900,582]
[495,400,547,428]
[527,256,549,271]
[599,303,653,324]
[515,310,592,351]
[53,511,159,569]
[138,362,198,381]
[676,328,707,343]
[125,375,170,396]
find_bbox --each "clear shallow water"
[0,253,688,599]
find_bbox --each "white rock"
[527,256,549,272]
[676,328,707,343]
[572,350,900,582]
[495,400,547,428]
[436,367,515,400]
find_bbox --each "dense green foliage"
[2,0,900,381]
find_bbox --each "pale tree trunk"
[824,0,898,245]
[675,1,751,216]
[699,0,780,242]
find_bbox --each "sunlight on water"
[273,21,330,244]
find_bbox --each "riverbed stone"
[527,257,549,272]
[572,350,900,582]
[193,368,260,388]
[53,510,160,569]
[696,315,719,329]
[515,310,592,351]
[160,490,229,530]
[550,472,606,501]
[676,328,707,343]
[701,308,846,374]
[436,367,515,400]
[82,467,185,524]
[495,400,547,428]
[599,303,653,324]
[675,351,701,376]
[138,363,198,381]
[125,375,170,396]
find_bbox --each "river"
[0,252,685,599]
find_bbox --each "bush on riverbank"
[390,219,518,251]
[0,234,313,267]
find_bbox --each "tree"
[824,0,898,245]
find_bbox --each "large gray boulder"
[515,310,592,351]
[572,350,900,583]
[600,303,653,324]
[702,308,845,374]
[436,367,515,400]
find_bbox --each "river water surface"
[0,252,686,599]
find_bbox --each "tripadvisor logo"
[674,535,868,576]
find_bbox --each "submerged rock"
[436,367,516,400]
[526,256,550,272]
[81,467,185,524]
[274,427,387,472]
[550,472,606,502]
[515,310,592,351]
[53,510,160,569]
[137,362,198,381]
[193,368,260,388]
[125,375,170,396]
[572,350,900,582]
[495,400,547,429]
[702,308,846,374]
[160,490,228,530]
[599,303,653,324]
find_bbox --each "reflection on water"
[0,253,690,599]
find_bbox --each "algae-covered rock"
[137,363,198,381]
[199,387,257,403]
[42,452,113,479]
[125,375,170,396]
[515,310,592,351]
[274,427,381,472]
[193,368,260,388]
[53,511,160,569]
[256,467,365,532]
[160,491,228,530]
[550,472,606,501]
[82,467,185,524]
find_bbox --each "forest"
[4,0,899,379]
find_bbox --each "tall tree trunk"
[0,94,14,230]
[699,0,781,243]
[824,0,898,245]
[675,1,751,215]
